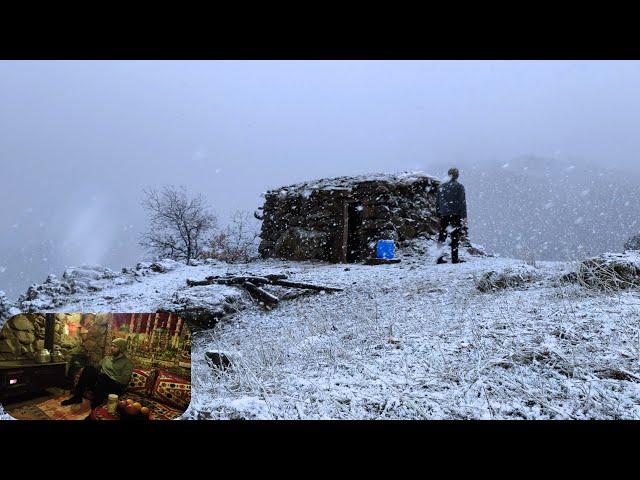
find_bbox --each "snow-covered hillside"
[2,241,639,420]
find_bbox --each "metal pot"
[34,348,51,364]
[51,346,64,362]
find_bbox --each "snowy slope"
[2,242,640,420]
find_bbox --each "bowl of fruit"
[116,398,151,420]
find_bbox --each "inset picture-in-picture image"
[0,313,191,420]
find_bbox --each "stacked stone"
[259,187,348,261]
[0,311,112,363]
[258,173,441,262]
[349,178,440,252]
[72,313,110,365]
[0,314,45,361]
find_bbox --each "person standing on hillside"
[435,167,468,264]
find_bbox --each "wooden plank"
[269,279,343,292]
[340,201,349,263]
[241,281,280,306]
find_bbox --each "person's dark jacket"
[436,179,467,218]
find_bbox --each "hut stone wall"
[258,173,441,262]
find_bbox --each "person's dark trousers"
[91,373,125,409]
[72,365,125,408]
[437,215,462,263]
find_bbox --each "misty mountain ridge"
[430,155,640,262]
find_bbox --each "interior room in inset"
[0,312,191,420]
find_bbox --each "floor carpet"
[5,389,91,420]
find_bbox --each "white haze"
[2,60,640,298]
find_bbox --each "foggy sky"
[2,60,640,298]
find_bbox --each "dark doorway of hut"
[345,201,364,263]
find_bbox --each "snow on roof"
[266,171,439,197]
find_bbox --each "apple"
[140,406,150,416]
[132,402,142,411]
[124,404,138,416]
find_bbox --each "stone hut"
[257,172,441,262]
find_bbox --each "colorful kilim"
[150,370,191,411]
[128,368,157,394]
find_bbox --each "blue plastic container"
[376,240,395,259]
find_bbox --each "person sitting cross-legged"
[60,338,133,415]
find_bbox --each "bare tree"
[206,210,260,263]
[139,186,217,264]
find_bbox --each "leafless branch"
[139,185,217,264]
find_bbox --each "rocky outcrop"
[16,260,183,313]
[624,233,640,251]
[567,251,640,290]
[0,290,20,325]
[476,265,542,292]
[18,267,123,312]
[160,285,244,329]
[205,350,234,371]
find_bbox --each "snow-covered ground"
[2,241,640,420]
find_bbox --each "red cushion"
[149,370,191,411]
[127,368,157,395]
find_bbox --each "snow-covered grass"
[183,244,640,420]
[2,241,640,420]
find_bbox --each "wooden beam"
[269,279,343,292]
[241,281,280,306]
[340,201,349,263]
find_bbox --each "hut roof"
[265,171,439,198]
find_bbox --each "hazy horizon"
[2,60,640,299]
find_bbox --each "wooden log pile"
[186,274,344,309]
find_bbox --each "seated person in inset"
[61,338,133,409]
